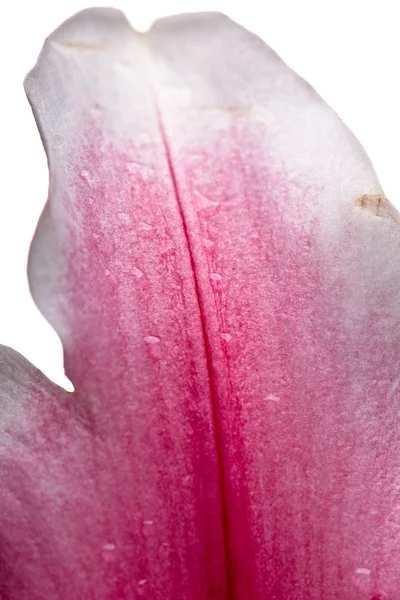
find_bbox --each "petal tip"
[24,6,134,83]
[150,10,233,35]
[48,6,132,38]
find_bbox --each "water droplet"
[142,520,154,537]
[266,394,280,402]
[80,168,95,185]
[144,336,160,344]
[117,212,132,225]
[133,267,143,279]
[104,269,111,277]
[102,543,116,551]
[137,580,147,596]
[220,333,232,343]
[355,568,371,576]
[92,233,115,257]
[126,160,154,178]
[203,238,214,248]
[352,567,376,593]
[194,189,219,210]
[101,542,116,562]
[304,239,312,250]
[210,273,222,281]
[138,221,153,231]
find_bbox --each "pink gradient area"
[0,118,225,598]
[58,126,228,598]
[158,112,400,599]
[63,113,400,598]
[61,118,227,599]
[2,109,399,600]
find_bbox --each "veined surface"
[0,8,399,599]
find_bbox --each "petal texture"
[13,8,227,600]
[0,7,398,600]
[147,14,400,599]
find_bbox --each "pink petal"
[0,7,399,600]
[148,15,400,597]
[6,9,227,599]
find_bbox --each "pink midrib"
[152,95,234,598]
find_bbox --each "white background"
[1,1,399,389]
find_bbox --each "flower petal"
[147,13,400,598]
[11,8,227,599]
[0,346,86,597]
[1,7,399,600]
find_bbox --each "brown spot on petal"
[354,193,400,223]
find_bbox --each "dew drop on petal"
[126,160,154,178]
[102,543,116,551]
[138,221,153,231]
[117,212,132,225]
[144,336,160,344]
[220,333,232,342]
[101,542,116,562]
[137,580,147,596]
[352,566,375,594]
[80,168,94,185]
[210,273,222,281]
[266,393,280,402]
[194,189,219,210]
[355,568,371,575]
[203,238,214,248]
[132,267,143,279]
[142,520,154,536]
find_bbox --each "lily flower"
[0,7,399,599]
